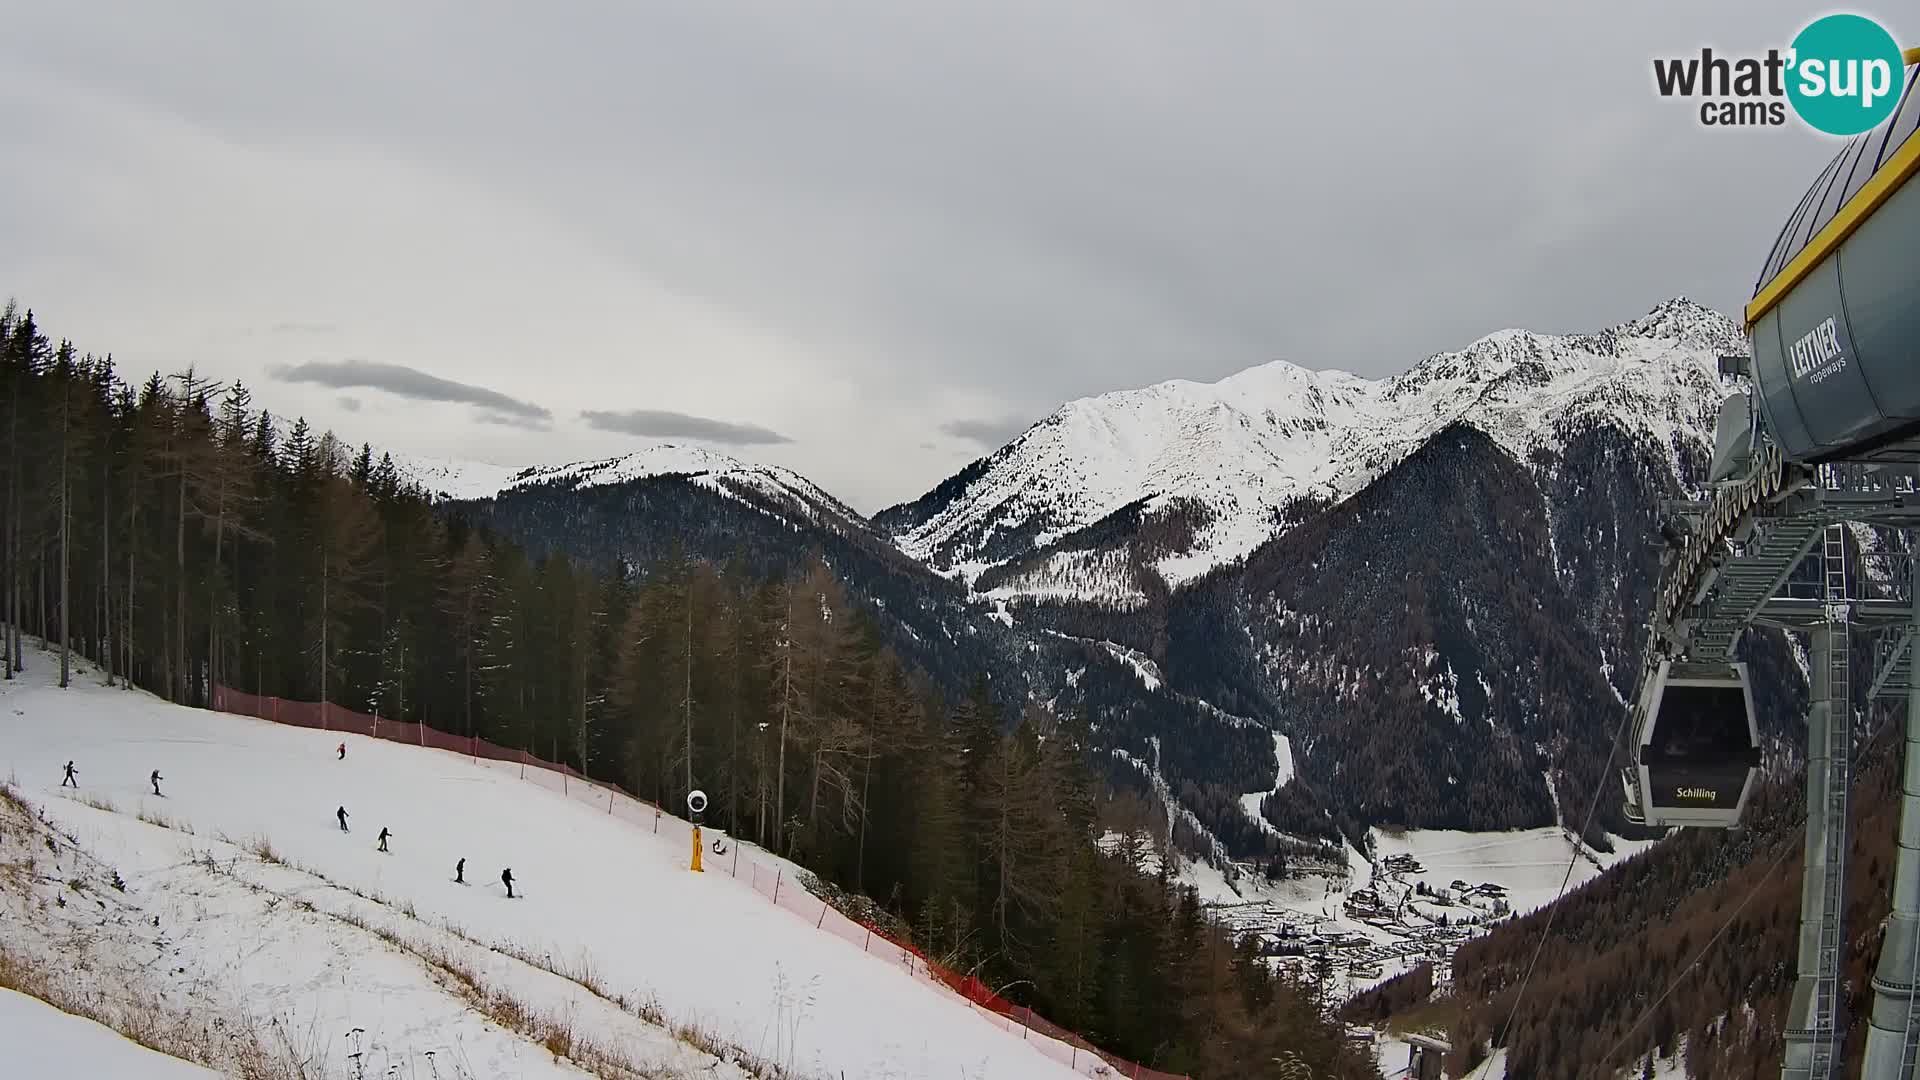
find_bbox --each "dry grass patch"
[0,780,34,816]
[0,934,301,1078]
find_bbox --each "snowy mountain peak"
[885,299,1736,601]
[1617,295,1746,354]
[392,441,865,530]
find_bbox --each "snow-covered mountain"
[878,298,1740,602]
[373,297,1768,852]
[393,441,871,539]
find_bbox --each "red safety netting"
[208,685,1189,1080]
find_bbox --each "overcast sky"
[0,1,1879,512]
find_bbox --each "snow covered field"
[0,650,1091,1079]
[1368,825,1660,917]
[0,988,221,1080]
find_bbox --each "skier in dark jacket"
[501,867,514,899]
[377,827,391,852]
[455,857,465,884]
[337,742,346,760]
[61,761,77,788]
[336,806,349,832]
[150,770,163,796]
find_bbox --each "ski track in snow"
[1237,731,1294,836]
[0,655,1091,1080]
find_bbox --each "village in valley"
[1201,848,1512,998]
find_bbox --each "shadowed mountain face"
[416,299,1811,862]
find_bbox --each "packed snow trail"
[0,663,1088,1079]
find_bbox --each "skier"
[337,742,345,761]
[500,867,514,899]
[455,857,465,884]
[336,806,349,832]
[377,827,391,853]
[150,770,162,796]
[60,761,77,788]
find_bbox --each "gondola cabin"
[1624,661,1762,828]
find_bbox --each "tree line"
[0,301,1378,1078]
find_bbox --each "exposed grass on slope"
[0,782,312,1079]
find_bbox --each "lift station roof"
[1748,53,1920,465]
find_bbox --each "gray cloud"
[478,410,552,431]
[338,396,361,412]
[0,0,1845,512]
[580,408,790,446]
[271,321,336,336]
[940,416,1032,448]
[271,359,551,424]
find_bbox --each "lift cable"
[1589,828,1800,1076]
[1493,698,1638,1054]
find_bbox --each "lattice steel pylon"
[1779,523,1856,1079]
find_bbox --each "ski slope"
[0,656,1090,1080]
[0,988,221,1080]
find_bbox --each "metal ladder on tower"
[1810,523,1855,1080]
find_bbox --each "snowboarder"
[61,761,77,788]
[337,742,345,761]
[336,806,349,832]
[377,827,391,853]
[500,867,514,899]
[150,770,162,796]
[455,857,465,884]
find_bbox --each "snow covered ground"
[1237,731,1295,835]
[0,649,1093,1079]
[1368,825,1660,918]
[1172,814,1665,1014]
[0,987,221,1079]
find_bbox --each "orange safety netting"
[208,685,1189,1080]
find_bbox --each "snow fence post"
[773,868,782,903]
[816,901,827,929]
[731,842,740,877]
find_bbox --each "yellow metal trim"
[1907,47,1920,65]
[1746,112,1920,328]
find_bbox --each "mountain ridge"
[385,296,1763,856]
